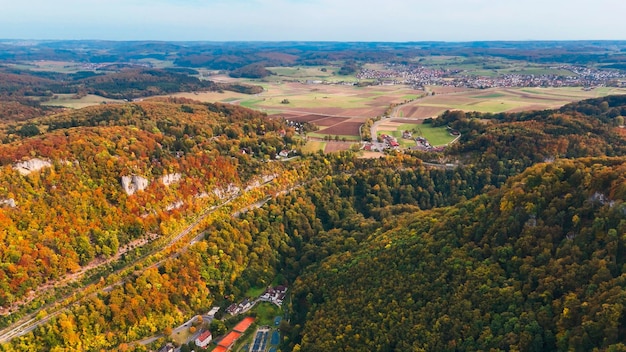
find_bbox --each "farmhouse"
[259,285,288,306]
[380,134,400,148]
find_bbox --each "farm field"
[238,81,422,117]
[398,86,626,117]
[41,94,124,108]
[301,141,326,154]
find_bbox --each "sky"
[1,0,625,42]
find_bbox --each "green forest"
[2,93,626,351]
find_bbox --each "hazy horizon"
[2,0,625,42]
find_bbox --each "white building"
[195,330,212,348]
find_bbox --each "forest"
[0,67,264,123]
[3,41,626,69]
[2,93,626,351]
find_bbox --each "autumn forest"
[2,41,626,352]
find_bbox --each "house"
[195,330,213,349]
[259,286,288,306]
[278,150,290,158]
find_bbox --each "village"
[356,63,626,89]
[158,285,287,352]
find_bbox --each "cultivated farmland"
[398,86,626,117]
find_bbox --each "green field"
[253,302,282,326]
[378,123,456,147]
[245,286,266,298]
[415,124,458,145]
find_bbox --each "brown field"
[318,120,363,135]
[398,105,445,118]
[377,118,424,130]
[324,142,353,153]
[286,114,330,122]
[428,86,475,94]
[312,116,350,127]
[359,151,386,159]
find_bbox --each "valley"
[1,41,626,351]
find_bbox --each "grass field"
[416,124,458,145]
[253,302,282,326]
[172,326,193,345]
[301,141,326,154]
[42,94,124,108]
[245,286,266,298]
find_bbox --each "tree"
[210,320,228,336]
[18,123,40,137]
[163,326,173,336]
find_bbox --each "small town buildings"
[259,285,288,307]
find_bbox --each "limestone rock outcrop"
[160,173,182,186]
[121,175,149,196]
[0,198,16,208]
[13,158,52,175]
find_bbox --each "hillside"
[0,99,294,311]
[290,158,626,351]
[0,67,264,122]
[2,96,626,351]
